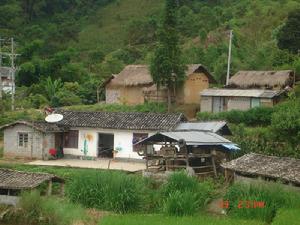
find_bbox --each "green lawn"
[99,214,264,225]
[272,209,300,225]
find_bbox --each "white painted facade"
[63,127,155,159]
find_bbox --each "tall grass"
[272,209,300,225]
[224,182,300,223]
[161,171,214,216]
[66,170,147,213]
[99,214,260,225]
[7,191,88,225]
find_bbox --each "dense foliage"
[0,0,299,108]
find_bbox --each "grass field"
[99,214,264,225]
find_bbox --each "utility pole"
[10,38,15,111]
[226,30,233,86]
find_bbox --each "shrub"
[224,182,300,223]
[161,171,213,216]
[13,191,88,225]
[197,107,274,126]
[66,170,147,213]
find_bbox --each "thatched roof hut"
[228,70,294,89]
[222,153,300,185]
[108,64,216,87]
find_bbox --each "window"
[18,133,29,148]
[64,130,79,148]
[132,133,148,152]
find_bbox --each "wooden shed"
[200,89,285,113]
[105,64,216,105]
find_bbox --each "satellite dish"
[45,113,63,123]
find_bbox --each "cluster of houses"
[104,64,295,113]
[0,63,299,201]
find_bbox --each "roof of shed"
[0,169,63,190]
[107,64,216,87]
[56,110,186,131]
[135,130,232,146]
[175,121,232,135]
[228,70,294,88]
[201,88,283,98]
[0,121,63,133]
[221,153,300,185]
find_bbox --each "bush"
[161,171,213,216]
[197,107,274,126]
[12,191,88,225]
[224,182,300,223]
[66,170,147,213]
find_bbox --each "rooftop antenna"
[226,30,233,86]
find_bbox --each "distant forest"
[0,0,299,108]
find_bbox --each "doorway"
[98,133,114,158]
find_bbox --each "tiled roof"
[0,121,63,132]
[175,121,232,135]
[0,169,63,189]
[56,110,186,131]
[222,153,300,185]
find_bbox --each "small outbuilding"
[200,88,285,113]
[105,64,216,105]
[221,153,300,187]
[0,168,64,206]
[228,70,295,90]
[134,130,239,177]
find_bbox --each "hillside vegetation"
[0,0,299,109]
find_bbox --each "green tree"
[43,77,63,107]
[277,9,300,54]
[150,0,186,111]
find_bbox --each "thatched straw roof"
[228,70,294,89]
[222,153,300,185]
[0,168,64,190]
[107,64,215,87]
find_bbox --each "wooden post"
[146,158,149,171]
[211,155,217,177]
[225,168,228,183]
[47,180,52,196]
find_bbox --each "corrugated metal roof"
[201,89,282,98]
[135,131,232,146]
[175,121,227,133]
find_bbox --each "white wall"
[63,127,154,159]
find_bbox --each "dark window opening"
[64,130,78,148]
[133,133,148,152]
[18,133,29,148]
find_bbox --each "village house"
[222,153,300,188]
[0,111,186,160]
[0,111,235,161]
[227,70,295,90]
[200,89,284,113]
[0,66,13,93]
[104,64,216,105]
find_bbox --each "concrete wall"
[64,127,155,159]
[200,96,212,112]
[227,97,251,111]
[3,124,51,159]
[0,195,19,206]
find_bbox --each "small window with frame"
[132,133,148,152]
[18,133,29,148]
